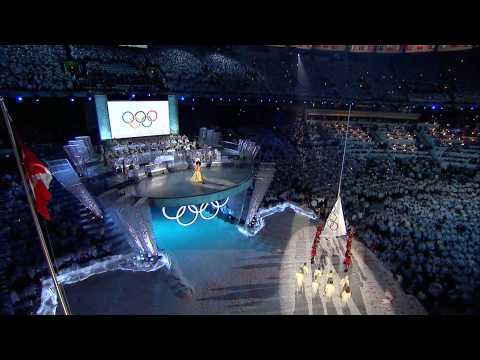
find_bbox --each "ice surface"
[36,253,172,315]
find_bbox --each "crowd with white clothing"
[254,117,480,314]
[296,262,352,309]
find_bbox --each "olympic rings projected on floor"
[161,198,229,226]
[122,110,158,129]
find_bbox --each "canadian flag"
[21,144,53,221]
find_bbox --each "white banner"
[321,197,347,240]
[107,101,170,139]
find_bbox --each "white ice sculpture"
[238,201,318,237]
[46,159,103,218]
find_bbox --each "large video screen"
[107,101,170,139]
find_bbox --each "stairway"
[50,179,129,259]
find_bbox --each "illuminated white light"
[238,201,318,237]
[198,203,216,220]
[162,197,229,226]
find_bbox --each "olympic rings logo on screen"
[122,110,158,128]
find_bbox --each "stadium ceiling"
[267,45,477,53]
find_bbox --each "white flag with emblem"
[321,196,347,240]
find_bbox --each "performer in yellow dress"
[191,159,204,183]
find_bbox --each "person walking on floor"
[343,250,353,273]
[302,262,309,277]
[312,278,320,298]
[346,230,353,252]
[340,274,349,290]
[340,285,352,307]
[310,245,317,265]
[314,266,322,283]
[320,249,328,270]
[326,270,334,281]
[315,223,323,241]
[324,278,336,299]
[296,268,305,294]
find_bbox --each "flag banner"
[350,45,376,52]
[313,45,346,51]
[376,45,403,53]
[0,97,72,314]
[437,45,473,51]
[321,197,347,240]
[404,45,436,53]
[21,144,53,221]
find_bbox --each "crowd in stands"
[0,169,118,315]
[428,125,480,148]
[0,46,73,91]
[345,159,480,314]
[155,49,203,91]
[382,124,415,142]
[423,123,480,169]
[390,143,418,153]
[67,45,266,94]
[322,121,375,149]
[1,45,480,105]
[254,117,480,314]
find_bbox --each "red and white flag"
[21,144,53,221]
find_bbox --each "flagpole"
[337,102,352,199]
[0,97,71,315]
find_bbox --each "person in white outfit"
[312,279,320,298]
[340,285,352,307]
[325,270,333,282]
[296,269,305,294]
[320,249,327,269]
[313,267,322,283]
[324,278,336,298]
[340,275,350,290]
[302,262,309,277]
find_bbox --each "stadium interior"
[0,44,479,316]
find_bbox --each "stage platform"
[126,166,254,207]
